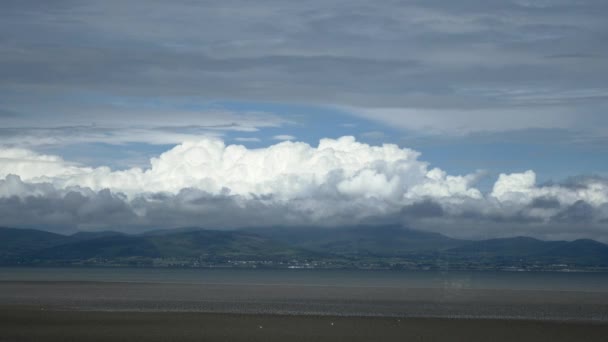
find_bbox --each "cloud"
[1,0,607,141]
[491,170,608,207]
[348,107,608,137]
[234,137,261,142]
[1,1,607,241]
[3,136,434,199]
[552,200,595,224]
[0,109,288,147]
[272,135,296,141]
[400,200,445,219]
[0,136,607,241]
[529,197,561,209]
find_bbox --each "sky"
[1,0,608,241]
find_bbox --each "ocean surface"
[1,267,608,291]
[1,267,608,321]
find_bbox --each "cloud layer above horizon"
[1,137,606,241]
[1,1,607,241]
[2,0,608,147]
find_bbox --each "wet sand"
[1,281,607,321]
[1,280,608,341]
[1,307,607,342]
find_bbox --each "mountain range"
[1,226,607,270]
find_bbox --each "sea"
[1,267,607,320]
[1,267,608,291]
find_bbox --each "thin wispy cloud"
[272,135,296,141]
[234,137,262,143]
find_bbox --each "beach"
[2,307,608,342]
[1,269,607,341]
[1,281,607,320]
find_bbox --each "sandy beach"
[1,279,607,341]
[2,307,607,342]
[1,280,607,321]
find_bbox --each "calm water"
[1,267,607,292]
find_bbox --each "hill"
[146,229,310,260]
[33,235,161,260]
[0,227,68,260]
[448,236,608,266]
[447,236,565,257]
[1,226,607,269]
[246,225,464,256]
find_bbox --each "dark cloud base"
[1,175,606,242]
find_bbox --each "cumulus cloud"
[492,170,608,208]
[0,136,607,241]
[0,137,477,200]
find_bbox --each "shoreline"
[4,278,608,292]
[3,264,608,273]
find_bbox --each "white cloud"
[0,136,607,240]
[0,136,487,208]
[492,170,608,208]
[343,105,608,139]
[491,170,538,203]
[234,137,261,142]
[0,109,288,147]
[0,148,93,181]
[272,134,296,141]
[0,137,428,199]
[1,137,605,208]
[347,107,585,136]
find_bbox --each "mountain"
[0,227,68,259]
[3,227,309,263]
[448,236,608,266]
[246,225,464,256]
[146,229,310,259]
[34,235,161,260]
[447,237,565,257]
[543,239,608,265]
[68,231,127,242]
[1,226,607,268]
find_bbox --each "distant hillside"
[246,225,464,256]
[1,226,607,269]
[0,227,68,260]
[448,237,608,266]
[0,227,310,263]
[447,237,564,257]
[33,235,161,260]
[146,229,310,259]
[68,231,127,242]
[543,239,608,265]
